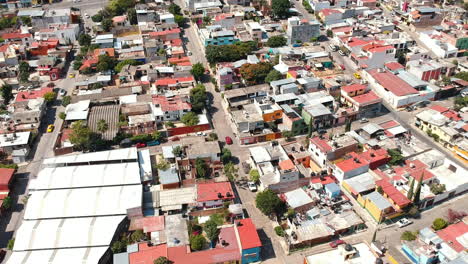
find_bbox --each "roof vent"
[217,192,223,198]
[345,244,353,251]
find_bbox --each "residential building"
[333,153,370,182]
[287,17,320,44]
[152,95,192,121]
[245,21,264,42]
[415,109,461,148]
[302,104,335,129]
[36,24,80,44]
[304,243,377,264]
[340,83,382,118]
[199,26,239,46]
[231,104,265,133]
[196,182,234,209]
[409,6,443,27]
[419,31,458,59]
[350,43,396,70]
[318,9,343,25]
[309,134,359,167]
[309,0,330,12]
[406,60,447,82]
[1,32,33,47]
[236,218,262,263]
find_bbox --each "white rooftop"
[43,147,138,165]
[305,243,377,264]
[249,146,272,163]
[8,247,108,264]
[29,162,141,190]
[13,216,125,251]
[0,132,30,147]
[24,185,141,220]
[284,188,314,209]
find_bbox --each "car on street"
[248,182,257,192]
[329,239,345,248]
[47,124,55,133]
[171,136,180,141]
[338,50,346,56]
[196,132,206,136]
[360,118,369,123]
[68,73,75,78]
[135,142,146,148]
[397,218,413,228]
[339,64,345,70]
[84,13,90,18]
[59,89,66,96]
[354,72,361,79]
[225,136,233,145]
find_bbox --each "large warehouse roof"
[8,247,108,264]
[13,216,125,251]
[29,162,141,190]
[43,147,138,165]
[24,185,142,220]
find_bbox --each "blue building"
[325,182,341,198]
[200,25,239,46]
[401,228,441,264]
[235,218,262,263]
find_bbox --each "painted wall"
[242,247,261,263]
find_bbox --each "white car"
[397,218,413,228]
[338,50,346,56]
[59,89,67,96]
[248,182,257,192]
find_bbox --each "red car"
[171,136,180,141]
[329,239,345,248]
[225,136,233,145]
[136,142,146,148]
[340,64,345,70]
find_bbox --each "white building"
[36,23,80,45]
[419,31,458,58]
[305,243,377,264]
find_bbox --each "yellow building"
[358,192,393,223]
[415,109,460,148]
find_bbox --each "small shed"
[324,183,341,198]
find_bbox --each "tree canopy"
[19,61,30,83]
[255,189,285,216]
[181,112,199,126]
[401,231,417,241]
[190,235,206,251]
[205,41,257,63]
[432,218,448,231]
[0,84,13,105]
[114,59,141,72]
[388,148,404,165]
[191,63,205,81]
[271,0,291,18]
[78,34,92,46]
[265,70,282,83]
[195,158,207,178]
[240,62,273,85]
[204,220,219,243]
[267,35,287,47]
[154,257,172,264]
[250,169,260,183]
[190,84,207,113]
[43,92,56,103]
[97,54,117,72]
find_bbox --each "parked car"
[360,118,369,123]
[338,50,346,56]
[225,136,233,145]
[59,89,66,96]
[248,182,257,192]
[68,73,75,78]
[135,142,146,148]
[329,239,346,248]
[339,64,345,70]
[196,132,206,136]
[171,136,180,141]
[47,124,55,133]
[397,218,413,228]
[147,140,160,146]
[354,72,361,79]
[406,106,415,112]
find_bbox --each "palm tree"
[97,119,108,134]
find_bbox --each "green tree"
[407,178,415,200]
[266,35,287,47]
[345,119,352,132]
[131,230,145,242]
[454,72,468,82]
[401,231,417,241]
[205,42,257,63]
[62,96,71,107]
[73,60,83,71]
[221,147,232,164]
[165,121,175,128]
[97,54,116,72]
[190,235,206,251]
[413,173,424,204]
[69,120,92,150]
[2,196,12,210]
[20,16,32,26]
[43,92,56,103]
[255,189,285,216]
[59,112,66,120]
[174,15,186,27]
[326,29,333,37]
[307,117,314,137]
[7,238,14,250]
[190,84,207,112]
[154,257,172,264]
[274,226,285,236]
[0,84,13,105]
[388,148,404,165]
[204,220,219,244]
[92,13,103,22]
[432,218,448,230]
[168,3,182,15]
[191,63,205,81]
[224,162,238,181]
[19,61,30,83]
[102,18,113,32]
[265,70,282,83]
[127,8,137,24]
[249,169,260,183]
[282,131,294,141]
[155,159,170,171]
[78,34,92,46]
[271,0,291,18]
[181,112,199,126]
[115,59,141,72]
[195,158,207,178]
[240,62,273,85]
[97,119,109,133]
[111,240,126,253]
[430,183,446,195]
[172,146,182,157]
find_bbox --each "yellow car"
[68,73,75,78]
[354,72,361,79]
[47,124,55,133]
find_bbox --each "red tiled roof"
[443,110,462,121]
[129,216,165,233]
[129,243,168,264]
[368,69,418,96]
[342,83,367,94]
[346,37,373,47]
[0,44,9,53]
[152,95,192,112]
[235,218,262,250]
[320,8,342,16]
[310,176,335,185]
[2,32,32,39]
[214,13,233,21]
[168,56,190,64]
[430,105,449,113]
[336,153,369,172]
[149,28,181,37]
[437,222,468,252]
[462,124,468,132]
[197,182,234,202]
[351,91,381,105]
[93,48,115,58]
[279,159,295,171]
[0,168,14,191]
[359,148,389,164]
[154,76,194,86]
[362,43,394,53]
[395,160,434,182]
[375,179,411,207]
[332,26,353,33]
[310,136,332,153]
[15,87,53,102]
[385,62,405,71]
[379,120,400,129]
[112,15,127,23]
